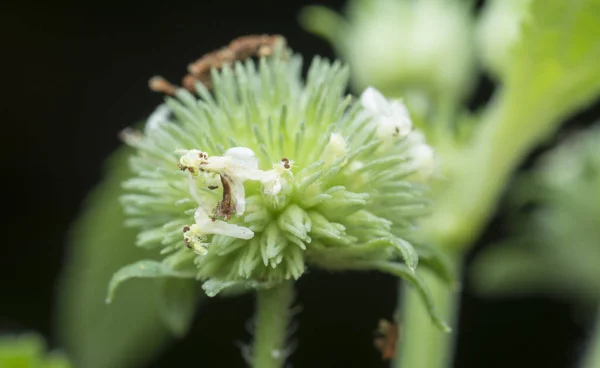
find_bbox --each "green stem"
[395,258,461,368]
[252,281,295,368]
[423,89,563,251]
[582,306,600,368]
[394,89,563,367]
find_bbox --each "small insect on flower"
[149,34,287,95]
[373,319,399,361]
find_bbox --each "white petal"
[406,130,426,146]
[411,144,436,177]
[194,207,213,225]
[193,207,254,239]
[376,116,400,140]
[397,115,413,136]
[225,147,259,169]
[208,221,255,239]
[259,170,282,196]
[230,179,247,215]
[360,87,391,115]
[238,167,269,182]
[203,156,229,172]
[389,100,410,118]
[263,176,282,196]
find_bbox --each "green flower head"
[112,37,441,303]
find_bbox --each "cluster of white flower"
[178,147,294,255]
[360,87,436,179]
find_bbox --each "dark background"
[1,0,598,367]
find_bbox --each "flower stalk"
[395,257,461,368]
[252,281,295,368]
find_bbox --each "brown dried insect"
[149,34,287,95]
[373,319,400,361]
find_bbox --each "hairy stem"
[252,281,295,368]
[395,258,461,368]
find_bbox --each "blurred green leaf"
[298,5,347,45]
[504,0,600,124]
[106,260,195,303]
[55,147,183,368]
[472,126,600,302]
[156,278,200,338]
[0,334,72,368]
[470,240,561,296]
[45,354,72,368]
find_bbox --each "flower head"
[118,45,437,296]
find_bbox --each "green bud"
[476,0,532,79]
[300,0,477,104]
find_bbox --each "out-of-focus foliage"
[475,0,531,79]
[56,147,202,368]
[0,334,71,368]
[472,126,600,302]
[300,0,600,366]
[419,0,600,250]
[501,0,600,131]
[300,0,477,109]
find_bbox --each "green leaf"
[156,278,200,337]
[0,334,44,367]
[470,242,556,296]
[106,260,195,303]
[505,0,600,124]
[0,334,72,368]
[55,147,173,368]
[46,354,73,368]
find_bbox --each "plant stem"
[394,258,461,368]
[422,90,563,251]
[394,89,562,368]
[582,306,600,368]
[252,281,295,368]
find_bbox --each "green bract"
[108,46,449,330]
